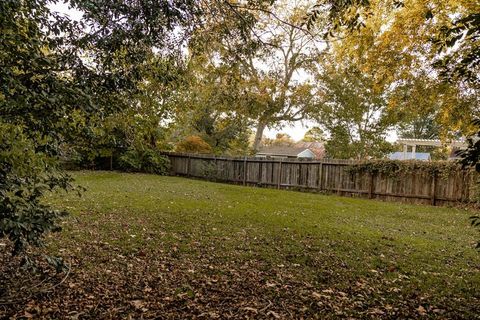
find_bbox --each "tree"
[314,62,396,159]
[66,56,185,169]
[194,0,322,152]
[399,115,439,140]
[434,11,480,89]
[438,8,480,247]
[0,0,196,260]
[307,0,479,139]
[303,127,325,142]
[176,135,213,154]
[168,53,252,155]
[264,133,296,146]
[0,124,72,261]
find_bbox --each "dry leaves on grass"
[1,241,476,320]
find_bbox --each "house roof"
[295,141,324,149]
[389,152,431,160]
[257,146,313,157]
[294,141,325,159]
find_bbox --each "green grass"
[26,171,480,318]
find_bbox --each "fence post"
[369,172,374,199]
[243,157,247,186]
[464,169,474,203]
[431,172,437,206]
[258,160,262,185]
[277,161,282,189]
[318,163,323,190]
[187,155,191,177]
[461,171,467,202]
[305,163,309,188]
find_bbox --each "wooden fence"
[164,152,478,207]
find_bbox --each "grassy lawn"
[2,171,480,319]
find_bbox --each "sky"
[51,2,83,20]
[264,123,310,141]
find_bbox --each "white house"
[395,138,468,161]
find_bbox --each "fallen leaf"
[417,305,427,315]
[131,300,144,310]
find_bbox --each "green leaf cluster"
[119,148,170,175]
[0,123,73,256]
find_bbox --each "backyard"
[1,171,479,319]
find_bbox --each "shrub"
[119,148,170,174]
[0,124,73,261]
[175,135,213,154]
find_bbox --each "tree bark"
[253,122,266,152]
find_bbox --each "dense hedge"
[119,148,170,174]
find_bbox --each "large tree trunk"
[253,122,266,152]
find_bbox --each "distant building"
[388,152,431,161]
[396,138,468,161]
[294,141,325,159]
[256,146,316,159]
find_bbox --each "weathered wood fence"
[164,152,477,207]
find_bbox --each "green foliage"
[119,148,170,175]
[458,118,480,249]
[398,112,440,141]
[470,215,480,250]
[263,133,295,147]
[434,12,480,88]
[459,118,480,172]
[0,123,73,257]
[302,127,325,142]
[315,64,396,159]
[0,0,196,260]
[346,159,462,180]
[168,53,252,155]
[65,101,174,170]
[0,1,79,259]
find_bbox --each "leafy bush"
[346,160,461,180]
[0,124,73,259]
[175,135,213,154]
[119,148,170,174]
[458,118,480,250]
